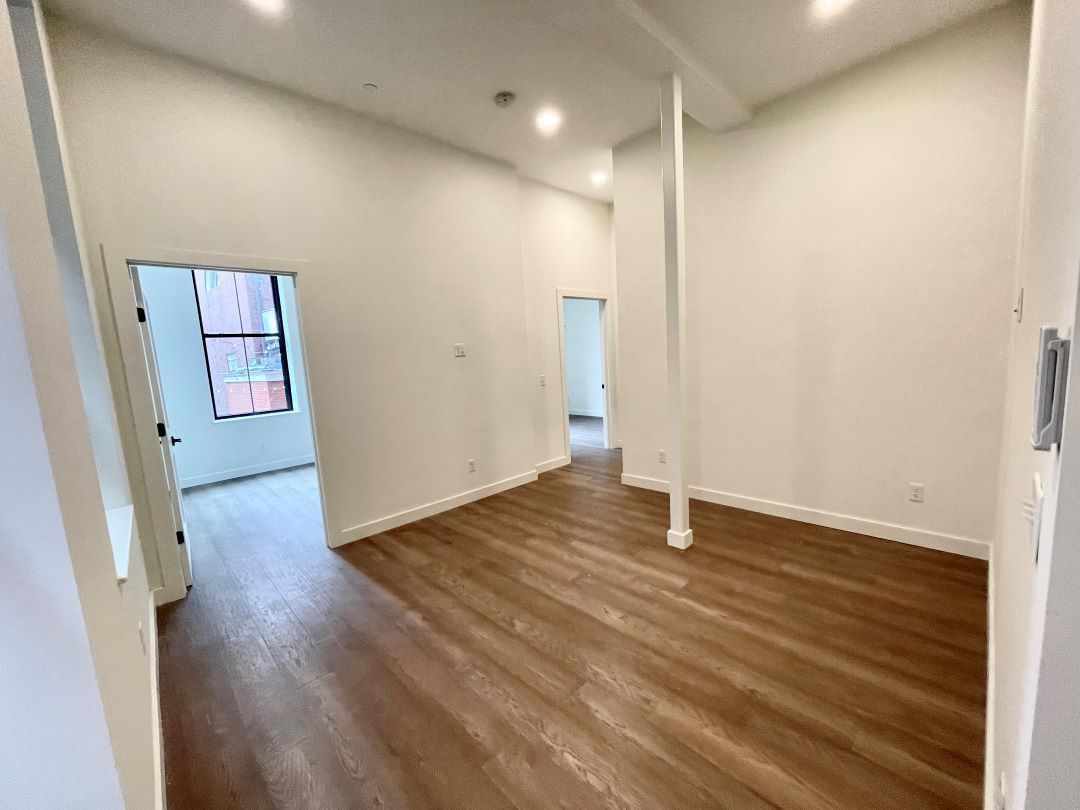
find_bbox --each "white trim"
[621,473,669,493]
[336,470,538,547]
[667,528,693,549]
[179,455,316,489]
[569,408,604,418]
[555,287,615,458]
[536,455,571,474]
[983,552,997,810]
[145,591,165,810]
[621,473,989,559]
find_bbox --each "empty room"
[4,1,1080,809]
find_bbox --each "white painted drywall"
[1,6,160,808]
[518,178,617,465]
[138,266,315,488]
[989,0,1080,805]
[46,18,539,548]
[0,198,124,810]
[613,4,1029,551]
[10,1,130,513]
[563,297,605,417]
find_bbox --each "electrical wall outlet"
[453,342,466,357]
[539,374,546,387]
[658,449,667,464]
[467,458,477,473]
[907,483,925,503]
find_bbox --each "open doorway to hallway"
[560,295,609,456]
[132,262,327,587]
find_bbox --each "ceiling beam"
[522,0,751,132]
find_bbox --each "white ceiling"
[637,0,1011,105]
[43,0,1009,202]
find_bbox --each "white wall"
[518,178,616,466]
[563,297,605,417]
[614,4,1030,555]
[10,0,131,514]
[989,0,1080,805]
[47,17,543,549]
[1,6,159,807]
[0,196,124,810]
[138,266,315,488]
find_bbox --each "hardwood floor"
[162,446,987,809]
[569,414,604,449]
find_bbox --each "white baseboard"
[667,528,693,549]
[620,473,990,560]
[335,470,538,548]
[537,455,571,474]
[180,455,315,489]
[984,553,997,810]
[622,473,669,493]
[569,409,604,418]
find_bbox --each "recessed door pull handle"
[1032,326,1070,451]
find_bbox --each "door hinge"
[176,530,185,545]
[157,422,167,438]
[137,306,146,323]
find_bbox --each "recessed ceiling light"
[245,0,287,18]
[811,0,857,21]
[535,107,563,137]
[591,171,608,186]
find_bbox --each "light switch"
[453,342,466,357]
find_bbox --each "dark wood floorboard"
[162,444,987,810]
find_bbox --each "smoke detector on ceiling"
[493,91,516,108]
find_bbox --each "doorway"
[105,249,329,600]
[557,290,612,459]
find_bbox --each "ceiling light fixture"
[591,171,608,186]
[810,0,857,21]
[535,107,563,137]
[245,0,288,18]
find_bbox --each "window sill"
[213,408,301,424]
[106,504,136,584]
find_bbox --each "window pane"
[193,269,242,334]
[204,337,253,417]
[245,336,289,413]
[235,272,279,335]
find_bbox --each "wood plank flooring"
[162,443,987,810]
[569,414,604,448]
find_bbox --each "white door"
[131,268,193,586]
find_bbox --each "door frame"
[556,287,614,458]
[101,244,332,604]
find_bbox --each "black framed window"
[191,269,294,419]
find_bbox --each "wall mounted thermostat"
[1032,326,1070,451]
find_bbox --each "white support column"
[660,73,692,550]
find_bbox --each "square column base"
[667,528,693,550]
